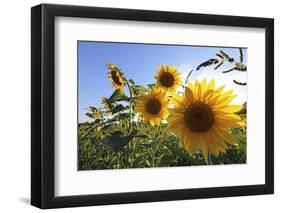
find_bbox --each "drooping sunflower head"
[155,65,182,94]
[107,63,125,93]
[86,106,102,120]
[107,62,116,69]
[167,79,244,161]
[135,87,169,126]
[101,96,112,112]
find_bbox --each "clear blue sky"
[78,41,247,122]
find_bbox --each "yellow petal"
[198,135,208,161]
[201,79,207,94]
[216,113,242,121]
[216,85,225,93]
[215,105,242,113]
[196,82,202,101]
[207,79,215,90]
[187,82,195,92]
[214,127,236,145]
[185,87,195,103]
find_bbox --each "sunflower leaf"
[111,104,129,114]
[239,48,244,63]
[222,68,235,73]
[112,113,130,120]
[128,79,135,85]
[132,85,147,95]
[109,89,130,102]
[196,58,219,70]
[147,83,155,88]
[219,50,234,62]
[233,79,247,86]
[106,131,135,151]
[214,61,224,70]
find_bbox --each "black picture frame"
[31,3,274,209]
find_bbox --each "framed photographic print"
[31,3,274,209]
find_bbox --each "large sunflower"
[155,65,182,94]
[167,79,244,161]
[107,63,125,93]
[136,87,169,126]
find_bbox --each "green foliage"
[79,120,247,170]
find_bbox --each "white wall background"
[0,0,279,212]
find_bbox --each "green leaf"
[112,113,130,120]
[222,68,235,73]
[219,50,234,62]
[216,53,224,59]
[139,143,153,149]
[133,132,150,139]
[85,112,92,118]
[129,129,138,136]
[127,129,150,139]
[128,79,135,84]
[109,89,129,102]
[239,48,244,63]
[147,84,155,88]
[234,62,247,71]
[233,79,247,86]
[93,119,101,124]
[106,131,135,151]
[132,85,147,95]
[236,102,247,114]
[111,104,129,114]
[214,61,224,70]
[100,124,112,132]
[196,58,219,70]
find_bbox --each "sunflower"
[155,64,182,94]
[86,107,102,120]
[167,79,243,161]
[101,96,112,110]
[107,63,125,93]
[136,87,169,126]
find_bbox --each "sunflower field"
[79,51,247,170]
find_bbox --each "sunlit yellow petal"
[215,105,242,113]
[201,78,207,94]
[185,87,195,103]
[207,79,215,90]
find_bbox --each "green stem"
[207,151,212,165]
[117,152,121,169]
[99,109,104,124]
[124,78,134,133]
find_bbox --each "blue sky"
[78,41,247,122]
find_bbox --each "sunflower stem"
[124,78,134,133]
[208,151,213,165]
[99,109,104,124]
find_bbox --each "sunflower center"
[160,72,175,87]
[146,98,161,115]
[111,70,123,86]
[184,102,214,133]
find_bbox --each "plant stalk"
[124,78,134,133]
